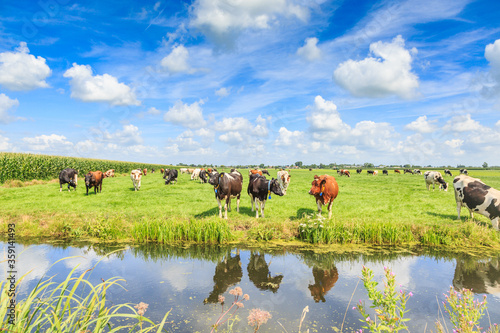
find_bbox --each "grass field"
[1,168,500,249]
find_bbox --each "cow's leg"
[426,183,430,191]
[217,197,222,218]
[224,197,229,219]
[236,195,240,213]
[261,200,266,218]
[491,217,499,231]
[316,199,322,216]
[327,201,333,219]
[250,194,255,211]
[456,201,462,220]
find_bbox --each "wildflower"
[409,292,413,297]
[352,306,356,310]
[218,295,225,304]
[366,316,371,322]
[236,302,244,308]
[234,286,243,296]
[248,308,272,329]
[243,294,250,301]
[134,302,149,316]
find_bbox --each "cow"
[444,169,453,177]
[84,171,103,195]
[160,168,165,174]
[453,175,500,230]
[261,169,270,176]
[338,169,350,177]
[424,171,448,191]
[277,170,291,195]
[103,169,115,178]
[460,168,469,175]
[59,168,78,192]
[308,267,338,303]
[208,170,243,219]
[131,169,142,191]
[247,174,284,218]
[413,169,422,175]
[249,169,263,176]
[395,169,401,174]
[143,168,147,176]
[309,168,313,171]
[308,175,339,219]
[191,168,201,180]
[404,169,413,174]
[179,168,188,174]
[200,169,208,183]
[356,168,362,174]
[383,170,388,175]
[367,170,376,175]
[164,169,178,185]
[151,168,155,173]
[187,168,195,174]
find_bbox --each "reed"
[0,258,170,332]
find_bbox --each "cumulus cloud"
[63,63,140,106]
[482,39,500,100]
[442,114,482,132]
[147,107,161,115]
[90,124,144,146]
[307,95,350,135]
[0,134,11,150]
[164,100,207,129]
[215,87,230,97]
[214,117,251,132]
[189,0,310,47]
[160,45,197,74]
[22,134,74,152]
[274,127,304,146]
[219,131,243,144]
[405,115,437,133]
[0,93,21,124]
[333,35,419,99]
[297,37,321,61]
[0,42,51,91]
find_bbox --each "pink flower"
[248,308,272,328]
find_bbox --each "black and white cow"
[460,168,469,175]
[200,169,208,183]
[404,169,413,174]
[413,169,422,175]
[208,170,243,219]
[453,175,500,230]
[247,174,284,218]
[444,169,453,177]
[164,169,178,185]
[59,168,78,192]
[383,170,388,175]
[424,171,448,191]
[356,168,362,174]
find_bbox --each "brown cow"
[395,169,401,174]
[308,267,339,303]
[249,169,263,176]
[84,171,103,195]
[308,175,339,219]
[143,168,147,176]
[103,169,115,178]
[160,168,165,174]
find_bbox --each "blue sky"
[1,0,499,166]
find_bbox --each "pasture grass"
[1,168,500,249]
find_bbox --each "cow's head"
[208,171,220,186]
[85,172,93,187]
[270,178,284,196]
[131,170,142,181]
[439,180,449,191]
[309,175,326,196]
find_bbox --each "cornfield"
[0,152,170,183]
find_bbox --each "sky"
[0,0,500,167]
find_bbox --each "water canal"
[2,242,500,332]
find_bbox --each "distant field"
[1,168,500,249]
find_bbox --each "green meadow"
[1,168,500,249]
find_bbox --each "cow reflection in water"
[453,257,500,294]
[204,250,242,304]
[247,252,283,292]
[308,267,339,302]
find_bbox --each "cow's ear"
[314,175,319,179]
[320,179,326,185]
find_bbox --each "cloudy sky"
[1,0,499,166]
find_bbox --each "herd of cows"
[57,166,500,230]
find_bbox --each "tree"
[364,162,374,168]
[259,163,265,168]
[483,162,488,169]
[295,161,303,167]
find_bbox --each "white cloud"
[22,134,74,152]
[0,93,21,124]
[442,114,482,132]
[214,117,251,132]
[164,100,207,129]
[0,42,51,91]
[485,39,500,72]
[444,138,464,149]
[189,0,310,46]
[160,45,196,74]
[147,107,161,115]
[90,124,144,146]
[333,35,419,99]
[297,37,321,62]
[0,134,11,150]
[405,116,437,133]
[63,63,140,106]
[215,87,230,97]
[307,95,350,135]
[219,131,243,144]
[274,127,304,146]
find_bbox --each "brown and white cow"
[249,169,263,176]
[143,168,147,176]
[337,169,351,177]
[104,169,115,178]
[179,168,188,174]
[131,169,142,191]
[453,175,500,230]
[208,170,243,219]
[308,175,339,219]
[84,171,103,195]
[277,170,291,195]
[191,168,201,180]
[424,171,448,191]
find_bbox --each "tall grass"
[0,258,170,332]
[0,152,169,183]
